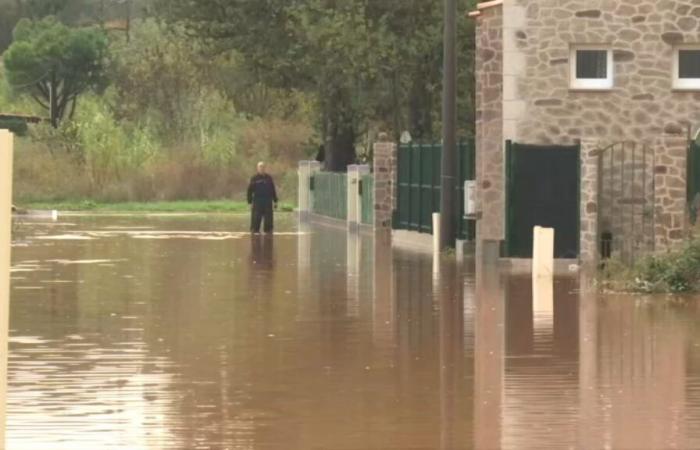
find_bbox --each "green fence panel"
[312,172,347,220]
[361,174,374,225]
[396,147,410,229]
[395,139,475,240]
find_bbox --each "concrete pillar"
[347,164,369,232]
[346,164,369,232]
[347,165,359,229]
[373,135,397,235]
[297,161,310,217]
[308,162,320,215]
[0,130,13,449]
[298,161,321,219]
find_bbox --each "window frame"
[570,46,614,91]
[673,45,700,91]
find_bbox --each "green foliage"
[155,0,477,171]
[73,93,159,186]
[602,239,700,294]
[3,17,109,127]
[21,0,70,18]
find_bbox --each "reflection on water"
[6,214,700,449]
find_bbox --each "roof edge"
[478,0,504,10]
[468,0,503,18]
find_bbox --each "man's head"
[257,161,266,174]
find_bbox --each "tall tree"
[20,0,69,18]
[3,17,109,127]
[155,0,476,171]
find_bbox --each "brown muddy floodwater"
[6,214,700,449]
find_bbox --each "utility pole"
[440,0,457,249]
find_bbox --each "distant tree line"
[155,0,477,171]
[0,0,150,52]
[1,0,477,172]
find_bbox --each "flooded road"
[6,214,700,449]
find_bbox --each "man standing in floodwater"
[247,161,278,233]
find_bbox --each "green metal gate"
[689,140,700,224]
[505,141,581,259]
[394,140,475,240]
[311,172,347,220]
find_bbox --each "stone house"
[470,0,700,265]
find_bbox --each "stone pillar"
[0,130,13,448]
[579,139,599,267]
[373,135,397,235]
[653,135,687,253]
[474,5,504,247]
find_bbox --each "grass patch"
[20,200,296,214]
[600,238,700,294]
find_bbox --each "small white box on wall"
[465,180,477,216]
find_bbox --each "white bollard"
[432,213,441,255]
[532,226,554,279]
[0,130,13,449]
[532,226,554,332]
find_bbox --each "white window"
[570,47,613,90]
[674,45,700,90]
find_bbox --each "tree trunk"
[323,96,356,172]
[326,120,356,172]
[409,74,433,140]
[49,76,59,128]
[321,88,357,172]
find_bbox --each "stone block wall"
[473,0,700,258]
[579,140,598,265]
[654,134,690,249]
[475,4,504,243]
[510,0,700,147]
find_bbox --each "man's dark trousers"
[251,201,273,233]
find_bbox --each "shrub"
[603,239,700,294]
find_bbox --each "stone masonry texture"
[474,0,700,259]
[373,141,397,233]
[475,5,504,243]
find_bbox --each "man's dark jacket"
[247,174,278,206]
